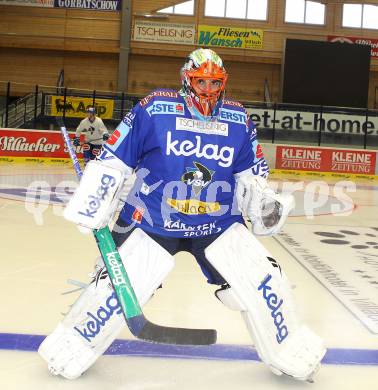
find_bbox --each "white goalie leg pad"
[205,223,326,381]
[38,229,174,379]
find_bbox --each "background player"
[73,106,109,163]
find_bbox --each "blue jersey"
[100,89,269,238]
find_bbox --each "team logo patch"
[92,148,101,156]
[181,162,214,197]
[83,126,96,135]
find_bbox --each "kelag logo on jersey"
[166,131,234,167]
[219,108,246,124]
[146,101,185,117]
[181,162,214,196]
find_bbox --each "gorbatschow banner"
[53,0,121,11]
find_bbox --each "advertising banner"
[133,21,195,45]
[197,25,263,50]
[0,128,83,162]
[247,108,378,136]
[50,95,114,119]
[328,35,378,58]
[276,145,376,175]
[0,0,53,6]
[53,0,121,11]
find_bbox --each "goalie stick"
[59,122,217,346]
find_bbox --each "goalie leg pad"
[38,228,174,379]
[205,223,326,381]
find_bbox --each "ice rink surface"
[0,163,377,390]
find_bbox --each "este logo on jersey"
[146,101,185,116]
[219,108,246,124]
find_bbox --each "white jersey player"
[39,49,326,381]
[74,106,109,163]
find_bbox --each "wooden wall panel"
[0,5,120,53]
[0,48,64,95]
[0,48,118,96]
[226,62,280,102]
[128,54,182,94]
[133,0,190,14]
[63,52,118,92]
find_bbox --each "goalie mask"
[180,48,228,118]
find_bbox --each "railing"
[0,80,377,150]
[0,83,43,128]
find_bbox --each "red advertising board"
[328,35,378,57]
[0,128,83,161]
[276,145,376,175]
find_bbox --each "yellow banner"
[51,96,114,119]
[0,156,76,164]
[167,198,220,215]
[197,25,263,50]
